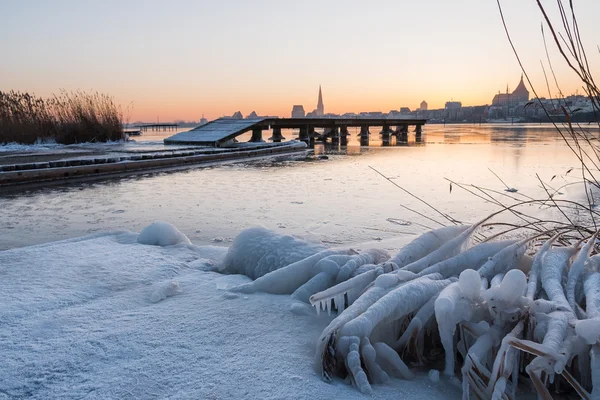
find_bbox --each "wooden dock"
[164,117,426,147]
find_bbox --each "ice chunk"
[458,269,481,300]
[499,269,526,304]
[575,318,600,344]
[149,281,180,303]
[483,269,526,310]
[219,227,325,279]
[428,369,440,383]
[137,221,191,246]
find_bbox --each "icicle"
[526,232,561,300]
[309,267,386,311]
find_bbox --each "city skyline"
[2,1,600,121]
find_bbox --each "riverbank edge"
[0,142,308,187]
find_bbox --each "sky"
[1,0,600,122]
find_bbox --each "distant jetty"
[165,117,427,147]
[137,123,179,132]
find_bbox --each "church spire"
[317,85,324,117]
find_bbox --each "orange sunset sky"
[2,0,600,122]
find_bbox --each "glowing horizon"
[2,1,599,122]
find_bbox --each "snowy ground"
[0,230,460,399]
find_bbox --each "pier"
[138,123,179,132]
[164,117,426,146]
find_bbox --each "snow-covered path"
[0,232,458,399]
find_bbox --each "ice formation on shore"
[218,222,600,399]
[137,221,192,246]
[3,220,599,399]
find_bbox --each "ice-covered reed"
[310,222,600,399]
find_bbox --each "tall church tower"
[317,85,324,117]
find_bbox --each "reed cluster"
[0,90,124,145]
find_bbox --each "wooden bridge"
[164,117,426,147]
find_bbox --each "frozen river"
[0,123,595,250]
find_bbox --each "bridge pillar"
[380,125,391,146]
[340,126,349,146]
[359,125,370,146]
[330,127,340,144]
[298,126,309,142]
[396,124,408,141]
[269,127,285,142]
[250,127,264,142]
[415,124,423,141]
[318,128,329,142]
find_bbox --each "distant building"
[199,115,208,125]
[316,85,324,117]
[399,107,411,114]
[492,75,529,106]
[247,111,259,119]
[231,111,243,119]
[445,101,462,110]
[359,111,385,118]
[291,105,305,118]
[420,100,428,111]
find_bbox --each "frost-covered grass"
[0,230,457,399]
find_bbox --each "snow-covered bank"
[0,230,457,399]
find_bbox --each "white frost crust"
[137,221,191,247]
[220,227,325,279]
[390,225,470,268]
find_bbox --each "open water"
[0,123,597,250]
